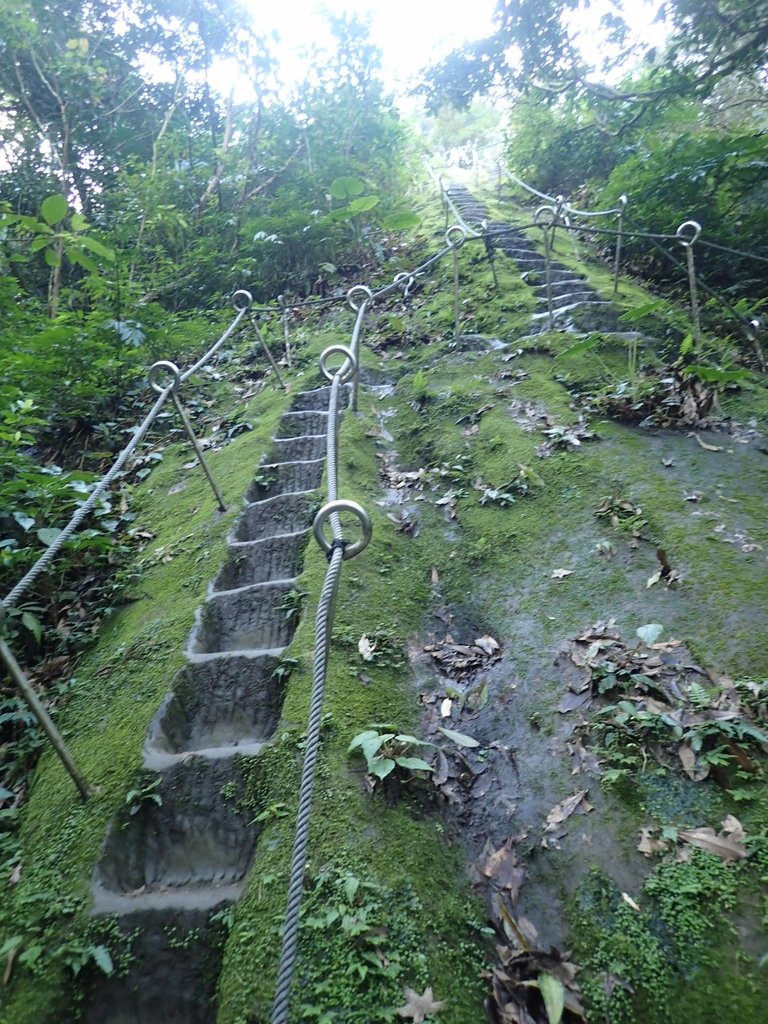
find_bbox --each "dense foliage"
[0,0,415,801]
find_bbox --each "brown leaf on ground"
[678,742,710,781]
[544,791,593,831]
[424,634,502,680]
[477,839,526,901]
[678,826,748,862]
[721,814,746,843]
[397,986,445,1022]
[691,432,723,452]
[487,935,586,1024]
[637,827,668,857]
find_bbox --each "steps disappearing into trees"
[82,385,345,1024]
[445,184,625,334]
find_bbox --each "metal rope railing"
[269,222,474,1024]
[490,165,765,365]
[0,290,286,799]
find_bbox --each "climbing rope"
[270,219,479,1023]
[0,295,264,800]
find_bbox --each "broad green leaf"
[37,527,62,546]
[21,612,41,645]
[30,236,50,252]
[382,210,421,231]
[370,757,396,780]
[329,175,365,200]
[70,212,88,232]
[343,875,360,904]
[68,248,98,273]
[437,726,480,748]
[636,623,663,646]
[40,195,68,226]
[347,195,379,214]
[89,944,114,976]
[348,729,380,752]
[13,511,34,531]
[394,756,433,772]
[556,333,603,359]
[78,235,115,260]
[539,972,565,1024]
[44,247,61,267]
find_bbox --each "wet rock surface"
[84,387,337,1022]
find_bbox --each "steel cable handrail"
[270,218,477,1023]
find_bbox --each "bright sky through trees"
[223,0,670,101]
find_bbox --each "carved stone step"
[270,433,326,462]
[81,907,226,1023]
[245,458,325,502]
[276,410,329,438]
[188,580,298,656]
[215,531,309,591]
[235,492,317,543]
[143,653,283,770]
[92,759,259,912]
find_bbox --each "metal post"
[248,312,287,390]
[536,206,557,331]
[277,295,292,368]
[346,286,373,413]
[0,632,92,801]
[748,318,766,371]
[676,220,703,354]
[439,176,448,230]
[613,195,627,297]
[484,227,500,291]
[148,361,226,512]
[452,245,461,342]
[171,392,227,511]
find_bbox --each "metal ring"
[313,499,372,560]
[676,220,702,247]
[347,285,373,312]
[148,359,181,394]
[445,224,466,248]
[393,271,416,297]
[232,289,253,312]
[535,204,557,226]
[319,344,357,383]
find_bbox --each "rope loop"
[393,271,416,297]
[232,289,253,312]
[676,220,702,248]
[445,224,467,248]
[313,500,372,561]
[347,284,373,311]
[319,344,357,384]
[148,359,181,395]
[535,204,558,227]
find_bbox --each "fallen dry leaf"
[691,432,723,452]
[551,568,574,579]
[358,635,376,661]
[397,986,445,1022]
[622,892,641,912]
[544,791,593,831]
[678,827,748,862]
[637,827,668,857]
[678,742,710,782]
[440,697,452,718]
[721,815,746,843]
[477,839,526,902]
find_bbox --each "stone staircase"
[83,386,340,1023]
[446,184,624,334]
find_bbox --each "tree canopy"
[421,0,768,124]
